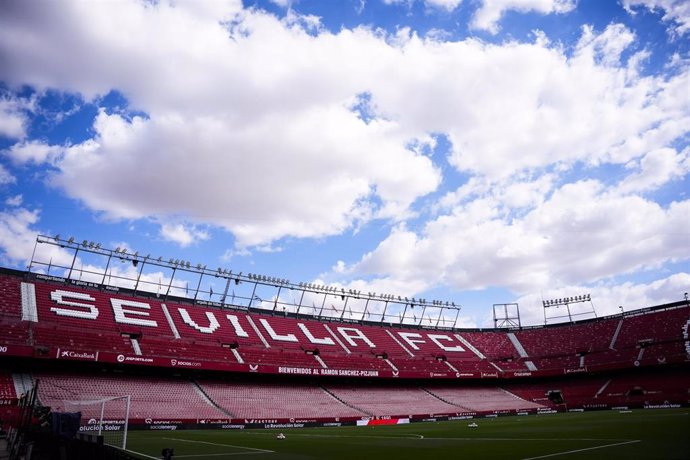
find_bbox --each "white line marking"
[521,440,641,459]
[174,453,271,458]
[124,449,160,460]
[254,433,632,442]
[163,437,274,453]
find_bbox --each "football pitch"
[124,409,690,460]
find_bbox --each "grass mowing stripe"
[521,440,641,459]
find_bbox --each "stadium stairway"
[419,386,467,410]
[319,385,373,416]
[191,380,235,418]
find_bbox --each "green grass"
[124,409,690,460]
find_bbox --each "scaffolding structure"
[28,235,462,329]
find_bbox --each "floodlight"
[67,237,74,244]
[54,234,60,241]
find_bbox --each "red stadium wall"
[1,270,689,380]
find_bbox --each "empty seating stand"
[1,271,688,382]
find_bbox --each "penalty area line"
[162,437,274,454]
[521,439,641,459]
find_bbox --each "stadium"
[1,236,688,459]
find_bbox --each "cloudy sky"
[0,0,688,327]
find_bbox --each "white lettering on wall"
[111,299,158,327]
[260,318,298,342]
[428,334,465,352]
[398,332,426,350]
[298,323,335,345]
[337,327,375,348]
[50,290,99,320]
[226,315,249,338]
[178,308,219,334]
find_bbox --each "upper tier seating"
[0,274,22,319]
[514,318,619,370]
[1,272,687,378]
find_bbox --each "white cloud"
[0,1,687,261]
[425,0,463,11]
[623,0,690,37]
[471,0,577,34]
[0,206,72,268]
[381,0,463,12]
[5,194,22,206]
[0,207,39,264]
[0,164,15,185]
[0,93,33,139]
[5,140,61,165]
[342,178,690,299]
[514,272,690,326]
[160,222,209,248]
[618,147,690,193]
[269,0,292,8]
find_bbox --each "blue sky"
[0,0,688,327]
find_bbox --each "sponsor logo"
[145,418,152,424]
[87,418,98,425]
[429,372,448,377]
[118,355,153,364]
[323,422,342,427]
[537,409,557,414]
[0,346,7,353]
[564,367,586,374]
[249,364,259,372]
[644,404,680,409]
[169,359,201,368]
[513,371,532,377]
[79,424,122,432]
[245,419,277,424]
[264,423,305,429]
[59,350,97,360]
[221,424,245,430]
[150,425,177,430]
